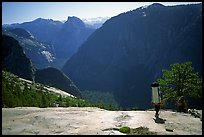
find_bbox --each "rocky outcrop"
[2,108,202,135]
[188,109,202,121]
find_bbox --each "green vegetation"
[35,67,82,97]
[119,126,131,133]
[2,70,120,110]
[129,127,157,135]
[2,70,92,108]
[118,126,156,135]
[81,90,119,110]
[157,61,202,112]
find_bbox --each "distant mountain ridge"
[3,18,64,44]
[62,3,202,109]
[82,17,110,29]
[3,16,97,69]
[52,16,95,60]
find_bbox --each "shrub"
[119,126,131,133]
[130,127,156,135]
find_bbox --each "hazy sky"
[2,2,202,24]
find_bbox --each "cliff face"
[2,34,36,81]
[62,4,202,108]
[2,28,56,69]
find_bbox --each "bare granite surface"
[2,107,202,135]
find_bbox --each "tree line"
[2,61,202,112]
[2,70,118,110]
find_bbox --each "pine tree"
[157,62,202,112]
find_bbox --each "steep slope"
[2,35,36,81]
[62,3,202,109]
[2,35,82,97]
[8,27,35,39]
[52,16,95,59]
[2,28,56,69]
[35,67,82,97]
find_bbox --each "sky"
[2,2,202,25]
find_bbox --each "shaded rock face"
[2,35,36,81]
[35,67,82,97]
[62,4,202,109]
[52,16,95,60]
[2,28,56,69]
[9,28,34,39]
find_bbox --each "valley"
[2,2,202,135]
[2,2,202,112]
